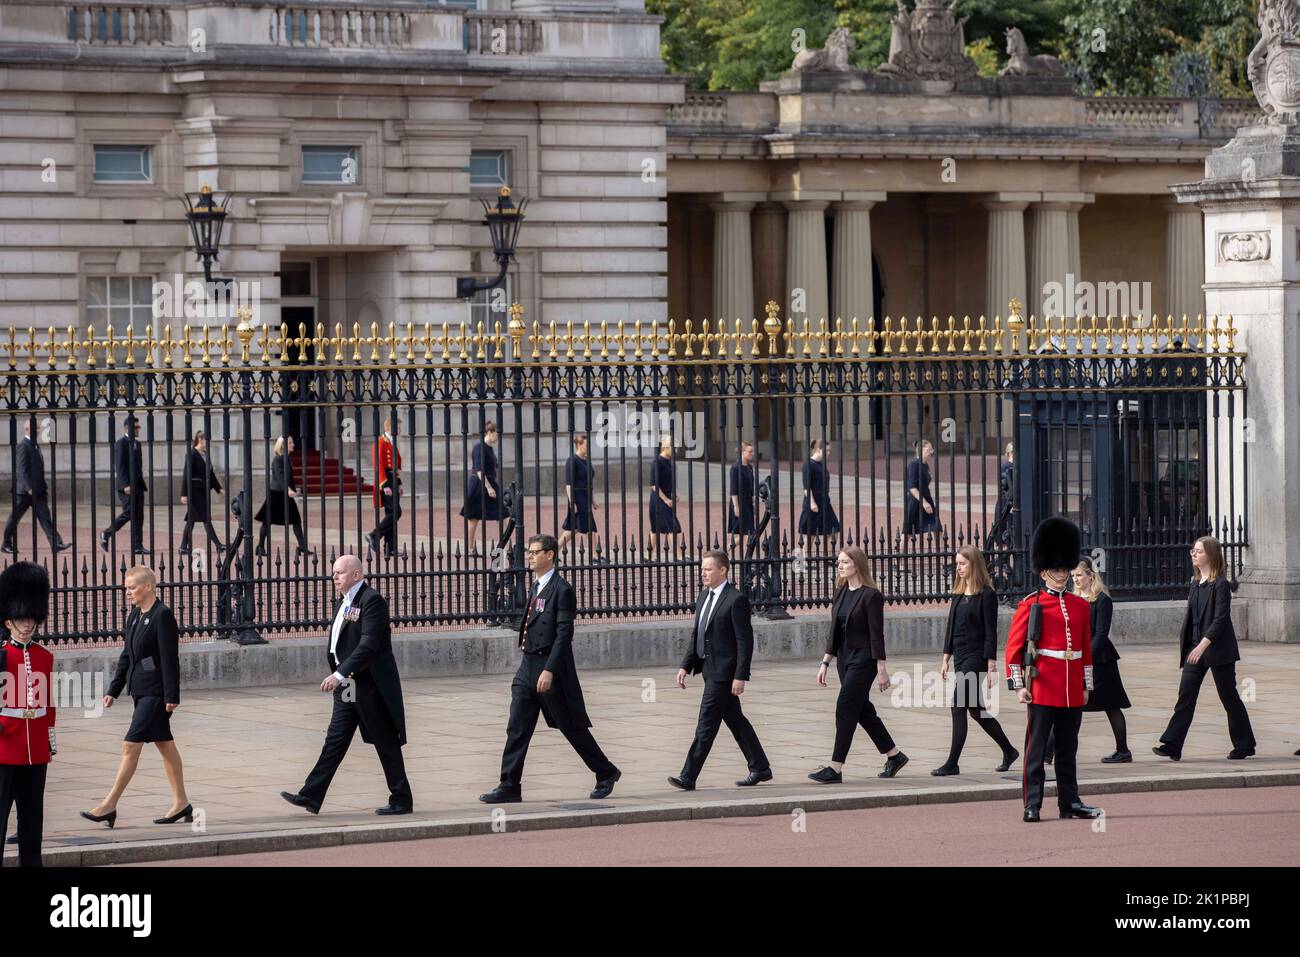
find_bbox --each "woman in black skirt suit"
[255,436,311,558]
[559,432,599,558]
[460,421,502,556]
[80,566,192,828]
[648,436,680,550]
[1072,558,1132,762]
[933,546,1018,775]
[178,430,223,556]
[798,439,840,554]
[808,546,909,782]
[1154,536,1256,761]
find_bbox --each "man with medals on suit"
[367,417,403,560]
[480,534,621,803]
[669,549,772,790]
[1005,517,1103,823]
[3,419,70,558]
[100,415,149,556]
[281,554,412,815]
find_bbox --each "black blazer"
[1089,592,1119,665]
[182,448,222,498]
[520,573,576,672]
[942,585,998,662]
[825,584,886,659]
[681,582,754,682]
[1178,577,1239,668]
[13,437,46,498]
[270,452,295,493]
[109,601,180,704]
[329,582,407,744]
[113,434,147,495]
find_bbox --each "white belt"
[1037,648,1083,661]
[0,708,46,719]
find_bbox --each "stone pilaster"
[984,194,1031,324]
[1162,199,1205,320]
[780,197,831,325]
[831,193,885,324]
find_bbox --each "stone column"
[751,202,787,331]
[984,194,1031,325]
[710,199,755,326]
[782,198,831,325]
[1172,126,1300,643]
[832,193,886,324]
[1032,193,1093,316]
[1163,199,1205,320]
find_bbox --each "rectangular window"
[302,145,359,185]
[86,276,156,355]
[93,145,151,183]
[469,149,509,189]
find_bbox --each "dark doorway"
[282,305,317,450]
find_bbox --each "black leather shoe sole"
[1101,751,1133,763]
[1059,806,1103,819]
[735,769,773,787]
[375,805,413,816]
[1152,745,1181,761]
[279,791,321,815]
[478,789,522,804]
[590,768,622,799]
[667,776,695,791]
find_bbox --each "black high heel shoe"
[154,804,193,825]
[80,808,117,829]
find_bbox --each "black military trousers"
[1023,703,1082,811]
[0,763,47,867]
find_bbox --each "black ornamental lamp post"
[456,186,528,299]
[180,184,235,288]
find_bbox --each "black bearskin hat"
[0,561,50,625]
[1030,516,1081,573]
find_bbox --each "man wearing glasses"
[100,416,149,556]
[480,534,620,803]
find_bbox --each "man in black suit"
[3,419,69,556]
[480,534,620,803]
[670,549,771,790]
[281,554,412,815]
[100,416,149,555]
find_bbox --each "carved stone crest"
[1249,0,1300,124]
[791,27,857,73]
[1217,230,1272,263]
[878,0,977,82]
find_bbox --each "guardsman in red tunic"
[0,561,55,866]
[1005,518,1103,823]
[367,417,403,559]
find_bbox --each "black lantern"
[456,186,528,299]
[180,184,234,285]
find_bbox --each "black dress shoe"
[879,751,909,778]
[1,542,17,555]
[366,532,380,554]
[996,749,1020,772]
[590,768,622,800]
[1227,749,1255,760]
[1059,801,1103,819]
[79,808,117,829]
[1044,751,1055,766]
[154,804,193,825]
[1152,744,1181,761]
[807,766,842,784]
[930,764,960,776]
[1101,750,1133,763]
[279,791,321,814]
[736,768,773,787]
[53,541,71,553]
[98,532,110,552]
[132,547,152,556]
[1023,807,1041,823]
[667,775,695,791]
[375,804,413,816]
[478,785,522,804]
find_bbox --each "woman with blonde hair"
[933,546,1018,775]
[808,546,908,782]
[254,436,311,558]
[1071,557,1132,762]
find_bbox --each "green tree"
[709,0,839,91]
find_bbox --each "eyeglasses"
[526,548,546,556]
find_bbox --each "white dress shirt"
[329,578,366,682]
[532,566,556,599]
[698,579,728,654]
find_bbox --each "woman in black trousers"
[808,545,908,782]
[80,566,192,827]
[255,436,312,558]
[1154,536,1256,761]
[1072,557,1132,761]
[178,430,223,555]
[933,546,1018,775]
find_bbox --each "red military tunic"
[0,637,56,765]
[1005,586,1094,708]
[373,433,402,508]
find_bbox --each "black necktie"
[696,589,714,658]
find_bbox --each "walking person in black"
[727,441,756,555]
[100,415,149,556]
[1072,557,1132,762]
[3,418,69,556]
[1153,536,1256,761]
[670,549,772,790]
[648,436,681,552]
[255,436,312,558]
[460,422,502,557]
[178,431,224,556]
[558,432,599,560]
[798,439,840,556]
[282,555,412,815]
[480,534,621,803]
[808,546,909,782]
[904,438,938,535]
[932,546,1018,775]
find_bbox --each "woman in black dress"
[178,430,223,556]
[460,421,502,556]
[559,432,599,558]
[904,439,938,534]
[1072,558,1132,762]
[80,566,193,828]
[728,441,756,554]
[808,546,908,783]
[1153,536,1256,761]
[255,436,312,558]
[798,439,840,554]
[933,545,1018,775]
[648,436,680,550]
